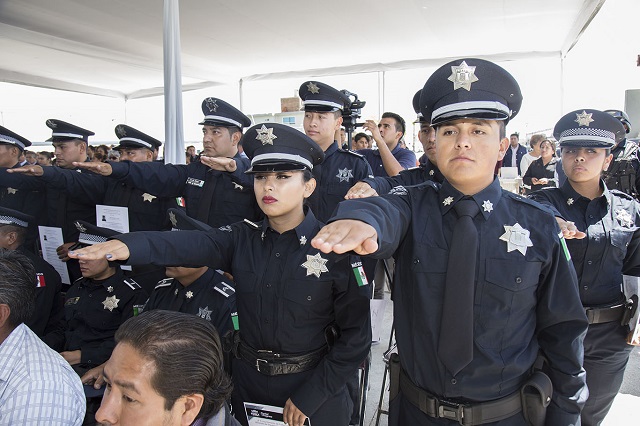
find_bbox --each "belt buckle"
[255,358,268,372]
[437,399,464,425]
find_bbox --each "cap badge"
[448,61,479,91]
[169,211,178,227]
[75,221,87,233]
[306,82,320,94]
[499,223,533,256]
[198,306,212,321]
[575,111,594,127]
[301,253,329,278]
[102,295,120,312]
[482,200,493,212]
[116,125,127,137]
[205,98,219,113]
[46,119,57,129]
[336,168,354,183]
[255,124,277,145]
[142,193,156,202]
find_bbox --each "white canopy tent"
[0,0,638,156]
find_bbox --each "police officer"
[144,208,236,336]
[0,206,65,350]
[529,109,638,426]
[0,125,46,251]
[312,58,589,425]
[345,89,443,199]
[299,81,373,223]
[72,98,260,228]
[602,109,640,199]
[62,220,148,377]
[69,123,372,426]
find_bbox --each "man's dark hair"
[381,112,406,137]
[0,249,35,328]
[227,126,243,138]
[510,132,519,139]
[354,132,371,143]
[115,310,232,419]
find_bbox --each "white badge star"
[448,60,479,91]
[75,221,86,233]
[186,291,194,299]
[429,169,435,176]
[336,168,354,183]
[567,198,574,206]
[115,125,127,137]
[616,209,633,228]
[307,82,320,94]
[301,253,329,278]
[255,124,277,145]
[198,306,212,321]
[499,223,534,256]
[205,97,218,113]
[102,295,120,312]
[300,235,307,245]
[174,288,179,296]
[482,200,493,212]
[233,182,244,190]
[443,196,454,206]
[142,193,156,202]
[107,286,113,293]
[575,111,594,126]
[169,211,177,227]
[6,187,17,194]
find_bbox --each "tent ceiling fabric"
[0,0,603,98]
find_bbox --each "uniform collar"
[559,179,611,207]
[439,177,502,220]
[324,141,339,156]
[83,267,123,289]
[259,207,319,246]
[178,268,214,298]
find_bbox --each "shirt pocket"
[233,267,260,317]
[283,278,334,324]
[475,259,541,349]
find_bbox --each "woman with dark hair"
[530,109,640,426]
[37,151,54,166]
[70,123,371,426]
[522,138,558,193]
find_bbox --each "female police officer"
[529,109,639,426]
[69,123,371,426]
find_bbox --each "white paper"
[623,275,640,345]
[370,299,387,343]
[244,402,310,426]
[38,226,71,284]
[96,205,129,234]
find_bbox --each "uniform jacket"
[363,159,444,195]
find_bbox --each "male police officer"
[72,98,260,228]
[312,58,588,425]
[602,109,640,199]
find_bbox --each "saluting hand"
[345,181,378,199]
[68,240,131,261]
[72,161,113,176]
[200,156,237,172]
[556,217,586,240]
[6,164,44,176]
[312,220,378,255]
[362,119,383,146]
[283,398,308,426]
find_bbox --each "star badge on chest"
[616,209,633,228]
[169,211,178,227]
[482,200,493,212]
[142,193,156,202]
[102,295,120,312]
[301,253,329,278]
[336,168,354,183]
[499,223,534,256]
[198,306,212,321]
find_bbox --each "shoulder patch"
[154,278,174,289]
[123,278,141,291]
[388,186,408,196]
[213,281,235,298]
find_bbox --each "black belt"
[584,303,625,324]
[237,341,328,376]
[399,369,522,425]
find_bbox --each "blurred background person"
[352,132,371,150]
[519,133,545,177]
[37,151,54,166]
[523,138,558,193]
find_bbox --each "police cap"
[299,81,351,113]
[113,124,162,151]
[412,89,426,123]
[46,119,94,143]
[419,58,522,126]
[0,206,33,229]
[167,208,212,232]
[198,97,251,129]
[0,126,32,151]
[75,220,119,246]
[554,109,625,149]
[242,123,324,174]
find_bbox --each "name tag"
[186,177,204,187]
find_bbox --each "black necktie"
[438,197,480,375]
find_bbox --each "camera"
[340,90,366,149]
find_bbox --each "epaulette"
[243,218,260,229]
[338,149,365,159]
[213,281,236,298]
[411,180,439,191]
[123,278,141,291]
[154,278,174,289]
[610,188,635,201]
[506,191,555,213]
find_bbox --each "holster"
[621,295,638,326]
[520,371,552,426]
[221,330,241,376]
[388,352,401,401]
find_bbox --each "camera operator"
[359,113,417,177]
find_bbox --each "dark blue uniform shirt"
[308,142,372,222]
[356,144,417,177]
[144,268,236,336]
[115,209,371,417]
[362,159,444,195]
[329,177,588,424]
[109,153,260,228]
[530,182,640,306]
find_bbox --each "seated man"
[0,249,85,425]
[96,310,239,425]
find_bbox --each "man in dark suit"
[502,132,528,175]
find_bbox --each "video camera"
[340,89,366,149]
